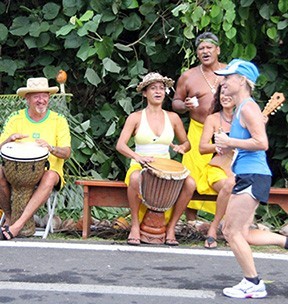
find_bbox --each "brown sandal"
[127,238,140,246]
[165,239,179,246]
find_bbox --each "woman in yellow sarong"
[116,72,196,246]
[198,85,235,248]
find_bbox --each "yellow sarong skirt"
[182,119,227,215]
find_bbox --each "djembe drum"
[139,158,190,244]
[1,142,49,236]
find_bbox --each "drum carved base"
[140,209,166,244]
[11,188,36,237]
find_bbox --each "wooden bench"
[75,179,288,239]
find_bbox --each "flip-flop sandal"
[165,239,179,246]
[204,236,217,249]
[0,225,14,240]
[127,238,140,246]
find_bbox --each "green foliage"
[0,1,288,226]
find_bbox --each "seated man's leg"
[1,170,59,239]
[0,166,11,225]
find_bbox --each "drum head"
[144,158,190,180]
[0,142,49,162]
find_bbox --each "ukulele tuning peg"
[271,112,275,115]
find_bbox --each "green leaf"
[0,23,8,43]
[64,32,84,48]
[102,57,121,73]
[128,60,146,77]
[76,41,97,61]
[267,27,277,40]
[192,6,204,23]
[200,15,210,28]
[74,120,90,133]
[62,0,83,16]
[77,21,97,36]
[36,33,51,48]
[225,27,237,39]
[278,20,288,30]
[84,68,101,87]
[223,20,232,31]
[0,59,17,76]
[37,55,54,66]
[43,65,60,79]
[42,3,61,20]
[240,0,254,7]
[94,36,114,59]
[9,17,30,36]
[122,12,141,31]
[29,22,50,37]
[24,37,37,49]
[259,4,271,20]
[244,43,257,59]
[0,2,5,14]
[171,4,188,17]
[210,5,221,18]
[105,121,116,136]
[183,25,194,39]
[238,6,250,20]
[278,0,288,13]
[105,20,123,39]
[119,97,134,114]
[56,24,76,36]
[100,103,117,122]
[122,0,139,9]
[231,43,245,58]
[79,10,94,22]
[225,8,236,23]
[145,40,156,56]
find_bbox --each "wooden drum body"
[139,158,189,244]
[1,142,49,236]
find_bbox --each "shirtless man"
[172,32,226,221]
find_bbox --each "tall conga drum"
[139,158,190,244]
[1,142,49,237]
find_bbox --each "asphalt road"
[0,240,287,304]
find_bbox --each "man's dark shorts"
[232,174,272,204]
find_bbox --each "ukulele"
[208,92,286,175]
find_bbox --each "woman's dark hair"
[210,85,223,114]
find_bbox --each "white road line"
[0,282,216,298]
[0,240,287,260]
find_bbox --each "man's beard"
[35,106,47,114]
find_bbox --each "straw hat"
[17,77,59,97]
[136,72,174,92]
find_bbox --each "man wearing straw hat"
[0,77,71,240]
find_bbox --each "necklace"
[200,64,220,94]
[220,110,232,124]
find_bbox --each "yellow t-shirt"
[0,109,71,188]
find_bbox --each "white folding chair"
[34,190,58,239]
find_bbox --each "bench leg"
[276,202,288,214]
[82,185,91,239]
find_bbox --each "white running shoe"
[223,278,267,298]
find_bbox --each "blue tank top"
[230,98,271,175]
